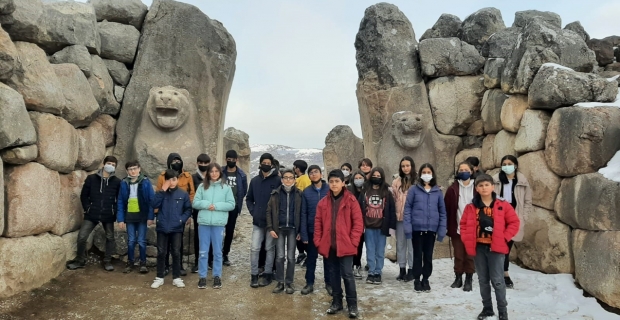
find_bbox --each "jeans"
[353,232,364,267]
[275,228,296,284]
[223,208,240,256]
[251,225,275,275]
[76,219,115,263]
[475,244,508,313]
[126,222,148,263]
[452,234,475,274]
[396,221,413,269]
[364,228,386,275]
[328,250,357,307]
[412,231,436,280]
[304,237,331,285]
[157,232,182,278]
[504,240,514,272]
[198,225,225,278]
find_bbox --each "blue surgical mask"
[501,165,516,175]
[456,172,471,181]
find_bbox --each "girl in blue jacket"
[192,163,236,290]
[403,163,447,293]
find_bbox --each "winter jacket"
[156,153,195,202]
[301,180,330,242]
[246,169,282,228]
[193,181,236,227]
[117,174,155,223]
[445,180,478,238]
[492,172,532,242]
[266,186,302,234]
[403,184,448,242]
[358,189,397,236]
[391,177,412,221]
[80,170,121,223]
[221,166,248,212]
[314,189,364,258]
[295,174,311,191]
[151,187,192,233]
[460,194,520,256]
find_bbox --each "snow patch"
[575,88,620,108]
[540,63,574,72]
[607,75,620,82]
[599,150,620,182]
[391,28,397,35]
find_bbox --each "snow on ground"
[599,151,620,183]
[575,88,620,108]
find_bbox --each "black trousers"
[328,250,357,307]
[411,231,436,280]
[353,233,364,267]
[193,211,200,266]
[297,240,306,255]
[157,232,182,278]
[504,240,514,272]
[166,227,184,269]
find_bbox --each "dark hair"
[456,161,474,175]
[293,160,308,174]
[351,170,367,182]
[164,169,178,180]
[328,169,345,182]
[225,150,238,159]
[418,163,437,187]
[103,155,117,165]
[202,163,224,190]
[308,165,322,174]
[474,173,494,186]
[341,163,353,171]
[125,160,140,170]
[281,168,295,177]
[465,156,480,167]
[349,170,367,196]
[363,167,391,199]
[499,155,519,184]
[197,153,211,163]
[259,153,274,164]
[358,158,373,169]
[398,156,417,192]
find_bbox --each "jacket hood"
[167,153,183,170]
[457,179,475,188]
[124,173,146,184]
[261,167,280,179]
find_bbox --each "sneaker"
[422,279,431,292]
[353,266,362,279]
[191,265,198,273]
[250,274,259,288]
[123,262,134,274]
[273,282,285,293]
[326,299,343,314]
[326,284,333,296]
[504,276,514,289]
[366,275,375,284]
[151,277,164,289]
[259,273,273,287]
[295,253,307,264]
[285,284,295,294]
[180,268,187,277]
[498,311,509,320]
[67,260,86,270]
[198,278,207,289]
[414,279,423,292]
[139,261,149,274]
[477,307,495,320]
[104,261,114,271]
[301,284,314,295]
[172,278,185,288]
[373,274,382,285]
[223,256,231,266]
[213,276,222,289]
[348,304,359,318]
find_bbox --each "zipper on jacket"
[286,191,290,228]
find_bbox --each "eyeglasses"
[282,176,295,180]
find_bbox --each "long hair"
[363,167,390,199]
[203,163,224,190]
[498,155,519,184]
[398,156,416,192]
[418,163,437,187]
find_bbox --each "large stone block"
[49,45,92,77]
[61,230,79,262]
[223,127,251,175]
[428,76,486,135]
[89,55,120,115]
[0,26,17,80]
[587,38,615,67]
[512,10,561,29]
[556,173,620,231]
[53,171,88,236]
[483,58,505,88]
[458,7,506,50]
[97,20,140,64]
[517,206,573,274]
[419,38,486,77]
[0,158,3,235]
[0,83,36,149]
[52,63,100,127]
[88,0,148,30]
[0,233,66,298]
[454,148,481,172]
[102,59,130,86]
[76,123,106,171]
[500,95,528,133]
[510,46,560,94]
[93,114,116,147]
[419,13,461,41]
[322,125,364,174]
[515,110,551,153]
[481,27,519,59]
[564,21,589,42]
[517,151,562,210]
[3,162,60,237]
[480,88,507,134]
[0,144,37,165]
[29,112,79,173]
[480,134,496,171]
[573,230,620,309]
[493,130,516,168]
[545,107,620,177]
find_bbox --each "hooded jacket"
[300,180,330,242]
[151,187,192,233]
[403,184,448,242]
[314,189,364,258]
[492,172,532,242]
[80,169,121,223]
[221,166,248,212]
[445,179,478,238]
[193,180,236,226]
[246,168,282,227]
[117,173,155,223]
[156,153,195,202]
[266,185,302,234]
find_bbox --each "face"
[401,160,412,175]
[104,161,117,168]
[171,159,182,165]
[421,167,433,176]
[226,158,236,164]
[308,168,322,182]
[501,159,516,168]
[209,167,220,181]
[360,163,371,174]
[328,177,345,194]
[197,161,210,166]
[282,172,296,187]
[341,166,351,172]
[261,159,272,167]
[353,173,364,181]
[475,181,494,197]
[458,164,472,173]
[371,171,382,179]
[127,165,141,176]
[169,176,179,188]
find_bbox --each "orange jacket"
[156,171,195,202]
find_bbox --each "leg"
[259,238,266,269]
[411,232,423,280]
[396,222,407,268]
[275,231,286,283]
[250,225,265,275]
[285,230,296,285]
[489,251,508,313]
[137,222,148,263]
[452,235,465,275]
[422,232,436,280]
[474,245,493,310]
[179,227,185,270]
[170,232,182,279]
[296,238,306,255]
[504,240,514,273]
[339,255,357,307]
[354,232,364,267]
[376,233,387,275]
[364,229,377,275]
[75,220,97,263]
[193,211,199,266]
[264,229,276,275]
[126,222,137,263]
[323,254,332,285]
[304,239,318,285]
[198,225,210,278]
[211,226,225,277]
[223,209,239,257]
[156,232,169,278]
[102,222,116,263]
[328,250,343,301]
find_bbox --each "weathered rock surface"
[89,55,120,115]
[322,125,364,174]
[419,38,485,77]
[6,0,100,53]
[0,83,36,149]
[419,14,461,41]
[467,119,484,136]
[52,63,100,127]
[93,114,116,147]
[545,106,620,177]
[556,173,620,231]
[493,130,516,168]
[481,27,519,59]
[102,59,130,86]
[455,148,481,171]
[88,0,148,30]
[517,151,562,210]
[500,95,528,133]
[29,112,79,173]
[0,158,3,234]
[573,230,620,309]
[458,7,505,50]
[483,58,505,88]
[114,85,125,103]
[564,21,589,42]
[53,171,88,236]
[428,76,485,135]
[606,63,620,73]
[97,20,140,64]
[49,45,92,77]
[510,46,560,94]
[0,145,37,165]
[512,10,561,29]
[223,127,251,175]
[62,231,79,262]
[517,206,573,274]
[587,38,615,67]
[76,123,106,171]
[115,0,236,175]
[529,64,617,110]
[480,89,507,134]
[3,162,60,237]
[515,110,551,153]
[480,134,495,171]
[0,27,17,80]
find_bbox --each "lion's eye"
[158,91,163,94]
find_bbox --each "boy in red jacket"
[314,170,363,318]
[460,174,519,320]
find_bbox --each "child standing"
[460,174,520,320]
[150,169,192,289]
[391,157,416,282]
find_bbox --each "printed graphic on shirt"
[226,175,237,187]
[366,194,384,219]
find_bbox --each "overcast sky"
[88,0,619,149]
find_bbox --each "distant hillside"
[249,144,324,178]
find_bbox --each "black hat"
[308,165,321,174]
[259,153,274,163]
[226,150,238,159]
[196,153,210,163]
[328,169,345,182]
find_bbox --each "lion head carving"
[146,86,192,131]
[391,111,425,150]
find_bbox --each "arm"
[116,182,127,223]
[214,187,236,212]
[350,197,364,247]
[436,191,448,242]
[300,193,309,242]
[444,187,455,237]
[79,175,91,212]
[503,204,521,242]
[266,194,274,232]
[145,180,155,221]
[403,188,414,239]
[460,204,473,240]
[246,180,255,215]
[387,193,397,231]
[241,173,248,199]
[150,191,165,210]
[187,174,196,203]
[192,186,212,210]
[313,201,324,246]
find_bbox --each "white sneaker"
[151,277,164,289]
[172,278,185,288]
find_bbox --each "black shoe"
[259,273,273,287]
[364,265,369,271]
[301,260,307,268]
[123,262,134,273]
[414,279,423,292]
[295,253,307,264]
[326,284,333,296]
[163,267,169,277]
[301,284,314,295]
[180,268,187,277]
[348,303,359,318]
[373,274,382,285]
[504,276,514,289]
[326,299,343,314]
[396,268,406,281]
[365,275,375,284]
[404,269,414,282]
[285,283,295,294]
[477,307,495,320]
[198,277,207,289]
[104,261,114,271]
[463,273,473,292]
[223,256,231,266]
[250,274,259,288]
[450,273,463,288]
[272,282,285,293]
[208,263,213,270]
[422,279,431,292]
[213,276,222,289]
[139,261,148,274]
[191,265,198,273]
[67,260,86,270]
[498,311,509,320]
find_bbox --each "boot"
[272,282,284,293]
[414,279,423,292]
[396,268,406,281]
[404,269,414,282]
[504,276,514,289]
[259,273,273,287]
[326,284,333,296]
[301,284,314,295]
[347,302,358,318]
[477,307,495,320]
[326,299,343,314]
[450,273,463,288]
[498,311,509,320]
[250,274,259,288]
[463,273,473,292]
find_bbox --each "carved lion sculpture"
[146,86,191,131]
[391,111,426,150]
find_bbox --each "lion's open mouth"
[155,105,179,127]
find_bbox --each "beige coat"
[391,177,410,221]
[492,172,532,242]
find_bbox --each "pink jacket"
[391,177,410,221]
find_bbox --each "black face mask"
[170,163,182,172]
[370,177,382,185]
[198,165,208,172]
[260,164,272,173]
[227,161,236,169]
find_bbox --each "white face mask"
[103,164,115,174]
[501,165,516,175]
[353,179,364,188]
[342,169,350,177]
[420,174,433,183]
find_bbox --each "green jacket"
[192,180,235,226]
